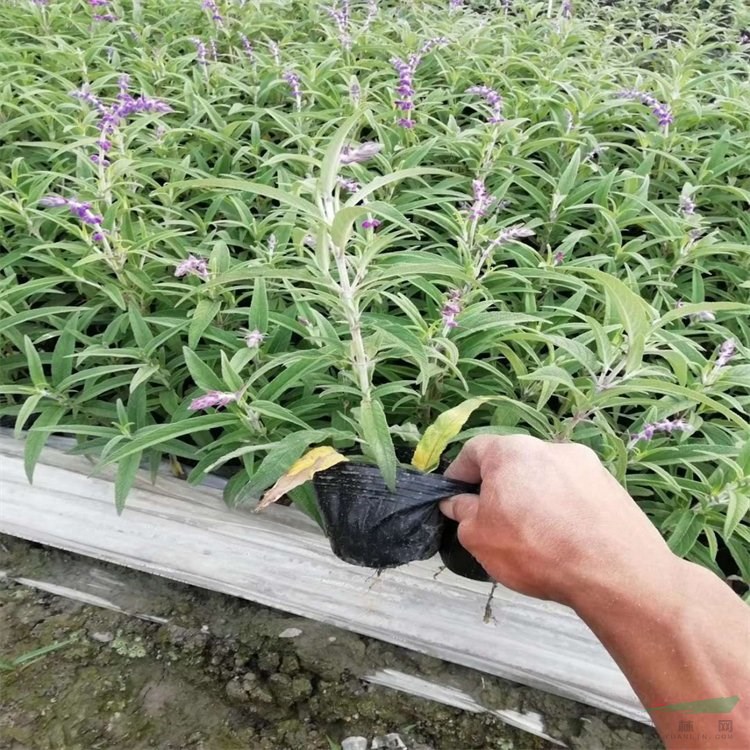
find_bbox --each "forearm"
[572,556,750,749]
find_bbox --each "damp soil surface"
[0,535,662,750]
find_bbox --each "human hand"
[440,435,679,607]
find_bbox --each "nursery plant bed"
[0,430,649,725]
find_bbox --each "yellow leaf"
[411,398,490,472]
[256,446,348,510]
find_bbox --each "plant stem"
[333,245,371,400]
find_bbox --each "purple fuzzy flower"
[202,0,223,26]
[561,0,572,18]
[283,70,302,110]
[679,195,696,217]
[553,250,565,266]
[340,141,381,164]
[93,12,117,21]
[716,339,736,368]
[362,0,378,33]
[391,56,415,128]
[326,2,351,50]
[89,0,108,5]
[390,38,447,129]
[243,329,265,348]
[241,35,255,60]
[616,89,673,130]
[39,195,103,226]
[740,30,750,45]
[630,417,690,445]
[193,38,208,65]
[477,225,535,269]
[449,0,463,9]
[39,195,106,239]
[441,289,462,329]
[189,390,240,411]
[337,176,361,193]
[268,40,281,66]
[349,80,361,106]
[361,218,381,229]
[469,179,491,220]
[174,255,210,281]
[467,85,504,124]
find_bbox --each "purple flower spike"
[89,0,108,5]
[39,194,106,238]
[631,417,690,445]
[553,250,565,266]
[189,390,240,411]
[283,70,302,110]
[469,179,491,220]
[241,35,255,60]
[174,254,210,281]
[326,2,351,50]
[441,289,462,329]
[390,38,447,129]
[477,225,535,269]
[716,339,736,368]
[361,218,381,229]
[467,85,504,125]
[349,81,361,106]
[616,89,673,130]
[193,38,208,65]
[449,0,463,8]
[561,0,572,18]
[340,141,381,164]
[202,0,223,26]
[93,13,117,21]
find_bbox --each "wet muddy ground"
[0,536,660,750]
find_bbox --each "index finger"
[444,435,496,483]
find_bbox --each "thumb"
[439,493,480,523]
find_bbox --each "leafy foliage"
[0,0,748,585]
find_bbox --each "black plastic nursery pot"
[312,462,490,580]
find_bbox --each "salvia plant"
[0,0,749,593]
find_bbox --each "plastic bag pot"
[313,462,477,569]
[439,519,492,582]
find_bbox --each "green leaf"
[249,278,268,332]
[576,269,655,373]
[723,491,750,540]
[667,510,703,557]
[23,336,46,388]
[114,451,142,514]
[127,305,152,349]
[24,407,66,483]
[319,114,359,198]
[182,346,225,391]
[14,393,44,438]
[553,148,582,211]
[100,414,237,465]
[346,168,452,207]
[358,398,397,490]
[330,206,369,249]
[173,178,320,219]
[189,298,221,349]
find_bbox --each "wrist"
[566,545,689,621]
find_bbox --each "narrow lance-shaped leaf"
[358,398,397,491]
[257,446,348,510]
[412,397,491,473]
